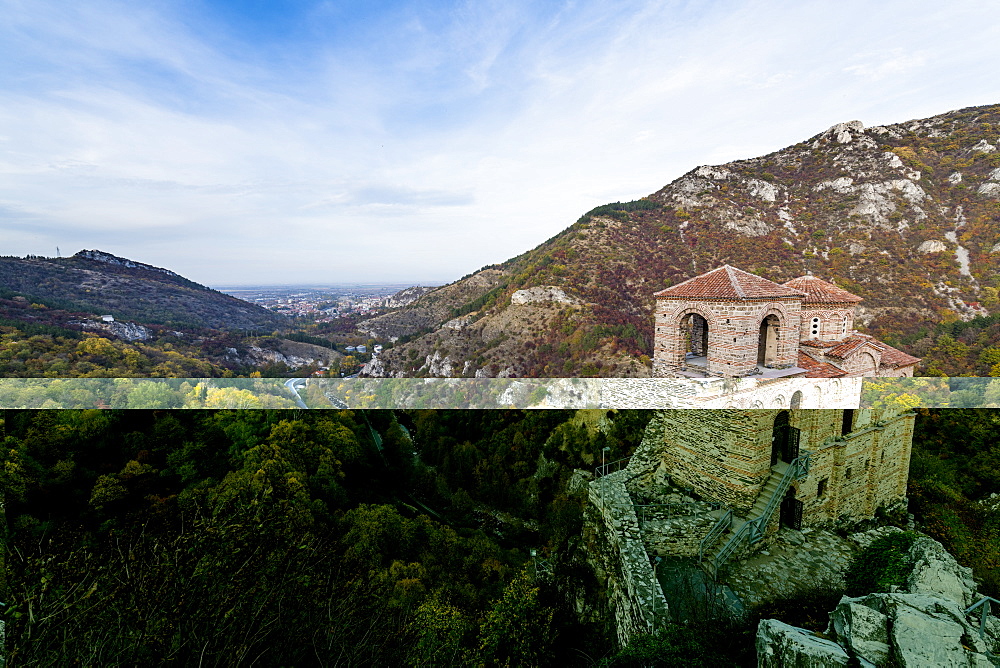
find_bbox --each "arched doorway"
[770,410,800,465]
[779,487,803,530]
[681,312,709,364]
[757,314,780,367]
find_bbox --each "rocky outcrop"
[74,249,182,279]
[757,534,998,667]
[105,320,152,341]
[79,318,152,341]
[757,620,851,667]
[510,286,583,306]
[227,339,340,370]
[382,285,437,309]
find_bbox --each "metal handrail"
[703,451,811,579]
[595,456,631,478]
[966,596,1000,640]
[748,452,811,543]
[699,509,732,563]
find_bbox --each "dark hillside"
[0,250,284,329]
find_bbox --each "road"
[283,377,308,409]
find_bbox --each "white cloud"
[0,0,999,284]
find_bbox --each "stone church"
[651,265,919,378]
[587,407,915,643]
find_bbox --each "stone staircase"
[699,459,804,580]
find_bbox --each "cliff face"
[366,103,1000,378]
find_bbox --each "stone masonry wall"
[797,305,855,342]
[587,470,670,647]
[647,410,767,512]
[637,512,718,558]
[795,411,915,526]
[633,408,914,532]
[653,298,801,377]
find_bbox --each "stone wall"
[587,469,670,646]
[631,408,914,532]
[797,306,855,342]
[632,410,768,512]
[637,512,718,558]
[796,410,914,526]
[653,298,801,377]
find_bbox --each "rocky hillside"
[0,250,285,330]
[366,103,1000,378]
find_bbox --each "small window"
[810,317,820,338]
[842,314,849,335]
[845,467,852,480]
[817,478,828,497]
[841,409,854,436]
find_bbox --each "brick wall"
[654,298,801,377]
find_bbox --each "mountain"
[365,103,1000,378]
[0,250,284,330]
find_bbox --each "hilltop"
[365,103,1000,377]
[0,250,285,330]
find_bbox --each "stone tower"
[651,266,920,378]
[629,408,915,528]
[652,265,805,378]
[586,408,916,644]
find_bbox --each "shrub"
[844,531,920,596]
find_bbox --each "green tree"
[476,570,554,667]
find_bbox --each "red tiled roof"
[800,334,920,369]
[654,265,806,300]
[797,351,847,378]
[782,275,863,304]
[876,342,921,368]
[825,335,875,360]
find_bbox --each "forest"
[2,408,998,666]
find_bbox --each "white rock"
[948,172,962,184]
[814,177,855,194]
[757,619,852,667]
[891,604,968,667]
[918,240,947,253]
[830,599,891,666]
[971,139,997,153]
[884,152,905,169]
[510,286,582,306]
[747,178,780,202]
[694,165,732,180]
[978,182,1000,197]
[826,121,865,144]
[905,536,975,607]
[987,167,1000,181]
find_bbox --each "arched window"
[842,314,849,335]
[790,390,803,410]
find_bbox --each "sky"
[2,0,999,287]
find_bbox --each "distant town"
[217,284,427,322]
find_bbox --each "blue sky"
[2,0,999,286]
